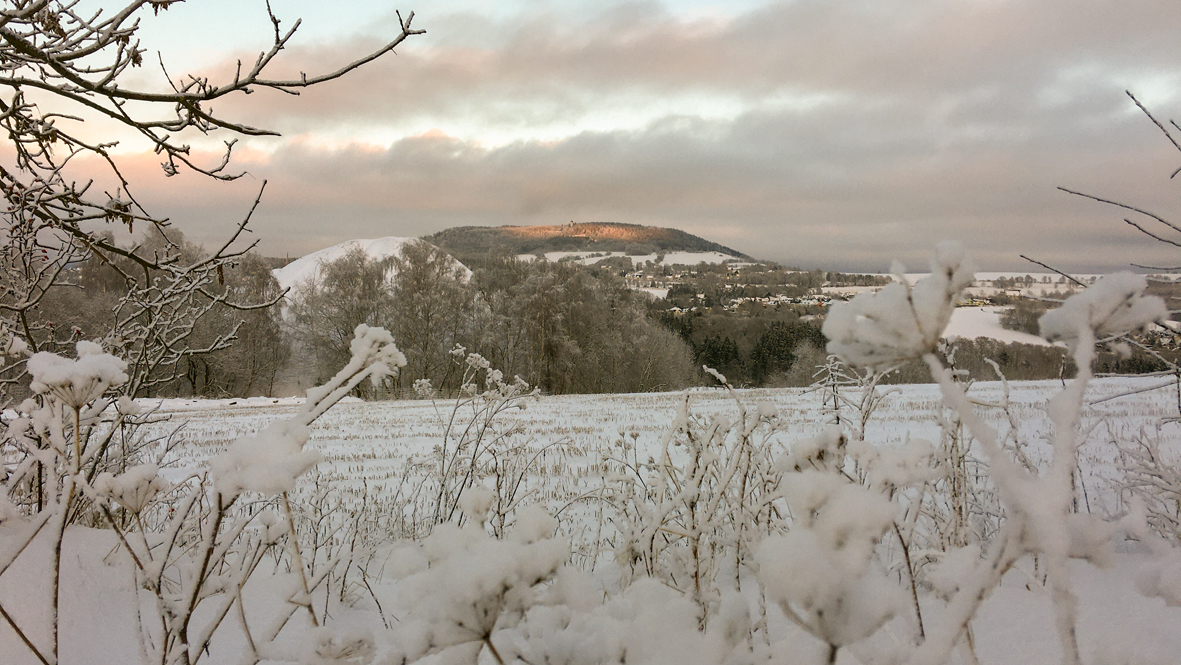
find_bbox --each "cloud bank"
[84,0,1181,271]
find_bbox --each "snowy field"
[942,306,1051,346]
[6,377,1181,664]
[137,378,1174,511]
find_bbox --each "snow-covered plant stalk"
[809,355,899,448]
[1116,425,1181,539]
[1,325,405,665]
[418,347,540,532]
[923,358,1034,553]
[756,425,938,663]
[386,500,570,665]
[0,340,129,662]
[824,243,1167,665]
[926,349,979,551]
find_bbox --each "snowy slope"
[273,237,471,292]
[821,296,1051,346]
[944,306,1052,346]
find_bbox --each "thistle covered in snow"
[823,242,974,369]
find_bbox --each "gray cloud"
[118,0,1181,272]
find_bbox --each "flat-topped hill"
[423,222,751,263]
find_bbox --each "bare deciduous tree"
[0,0,424,400]
[0,4,423,661]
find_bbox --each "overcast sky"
[79,0,1181,272]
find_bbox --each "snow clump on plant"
[1038,272,1166,348]
[213,324,406,499]
[26,340,127,408]
[387,507,569,664]
[211,418,322,498]
[94,464,169,514]
[758,427,907,652]
[1,324,29,358]
[823,242,974,369]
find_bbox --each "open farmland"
[35,377,1164,664]
[144,377,1177,517]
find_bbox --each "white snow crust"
[943,306,1052,346]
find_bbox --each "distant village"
[599,255,1123,315]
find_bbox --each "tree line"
[287,243,699,396]
[656,309,828,387]
[19,234,833,399]
[30,231,1147,400]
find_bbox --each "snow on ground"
[898,272,1106,284]
[519,250,742,266]
[132,377,1175,500]
[273,237,471,292]
[811,300,1050,346]
[943,305,1052,346]
[6,378,1181,663]
[138,395,312,412]
[907,272,1097,298]
[971,271,1106,282]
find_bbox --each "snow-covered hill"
[273,237,470,292]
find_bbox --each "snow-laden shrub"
[1,325,406,665]
[815,246,1175,665]
[380,502,751,665]
[1,341,132,663]
[385,506,568,664]
[606,372,788,630]
[604,363,943,661]
[1117,425,1181,541]
[758,428,904,661]
[396,346,578,541]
